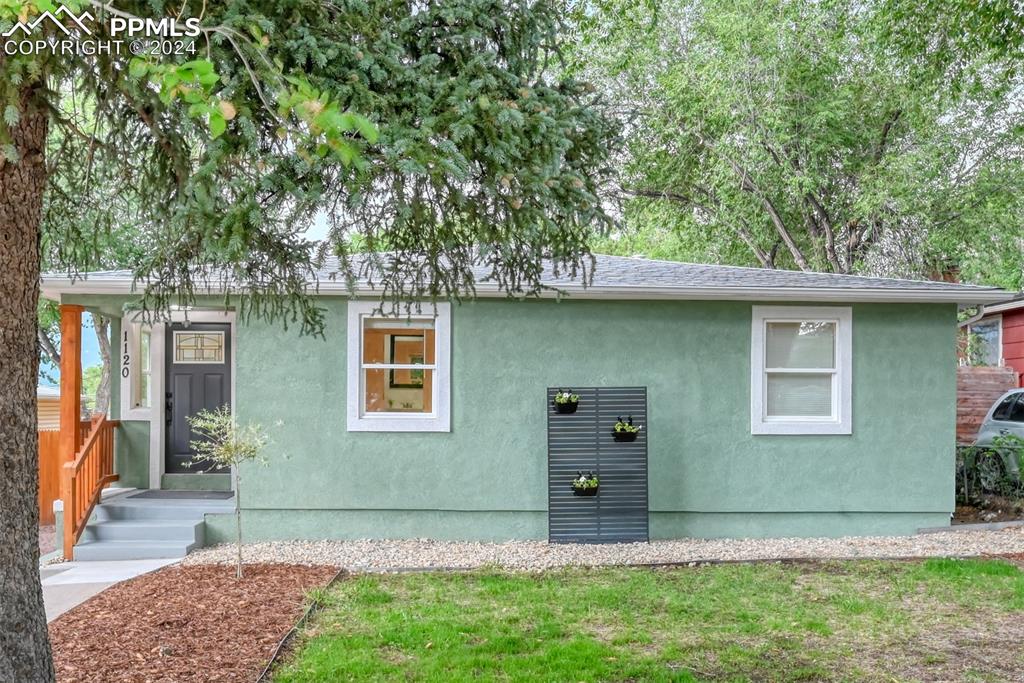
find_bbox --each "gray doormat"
[130,490,233,500]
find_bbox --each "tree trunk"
[94,315,111,414]
[0,87,56,681]
[235,473,243,580]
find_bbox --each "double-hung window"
[346,301,451,432]
[751,306,852,435]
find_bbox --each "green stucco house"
[42,255,1010,555]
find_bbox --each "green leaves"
[209,112,227,139]
[276,75,378,164]
[126,55,234,139]
[31,0,616,340]
[576,0,1024,286]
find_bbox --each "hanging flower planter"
[612,416,642,442]
[571,471,599,496]
[553,389,580,414]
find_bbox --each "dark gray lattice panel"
[547,387,649,543]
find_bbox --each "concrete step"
[92,502,230,522]
[72,539,198,561]
[80,519,205,544]
[72,491,232,561]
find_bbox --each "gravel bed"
[182,527,1024,571]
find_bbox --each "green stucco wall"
[63,294,958,540]
[218,298,957,541]
[114,420,150,489]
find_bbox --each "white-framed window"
[120,321,153,419]
[346,301,451,432]
[966,317,1002,367]
[135,328,152,408]
[750,306,852,435]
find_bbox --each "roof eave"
[40,276,1011,306]
[980,297,1024,314]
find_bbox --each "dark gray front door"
[165,322,231,474]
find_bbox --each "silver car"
[974,388,1024,486]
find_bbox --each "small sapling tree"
[187,406,269,579]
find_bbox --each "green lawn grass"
[275,558,1024,682]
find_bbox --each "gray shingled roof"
[340,254,1004,292]
[41,253,1013,304]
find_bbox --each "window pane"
[766,322,835,369]
[364,368,433,413]
[994,395,1019,421]
[969,320,1000,366]
[766,373,833,417]
[138,374,150,409]
[362,320,435,366]
[1008,395,1024,423]
[174,331,224,363]
[140,331,151,372]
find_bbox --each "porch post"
[58,304,83,463]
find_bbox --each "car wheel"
[977,450,1008,494]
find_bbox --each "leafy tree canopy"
[572,0,1024,289]
[5,0,618,334]
[0,1,618,679]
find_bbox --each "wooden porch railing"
[61,414,120,559]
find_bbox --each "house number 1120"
[121,331,131,378]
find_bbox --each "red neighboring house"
[967,295,1024,387]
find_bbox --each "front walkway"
[42,559,178,622]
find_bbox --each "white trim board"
[982,298,1024,314]
[119,309,237,490]
[346,301,451,432]
[40,277,1011,305]
[119,321,153,422]
[750,305,853,435]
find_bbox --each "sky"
[306,210,329,241]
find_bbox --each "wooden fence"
[957,366,1020,444]
[38,430,61,525]
[38,421,91,526]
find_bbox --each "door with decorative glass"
[165,323,231,474]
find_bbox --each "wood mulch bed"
[49,563,338,683]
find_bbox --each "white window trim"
[967,315,1003,366]
[119,321,154,421]
[346,301,451,432]
[751,305,852,435]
